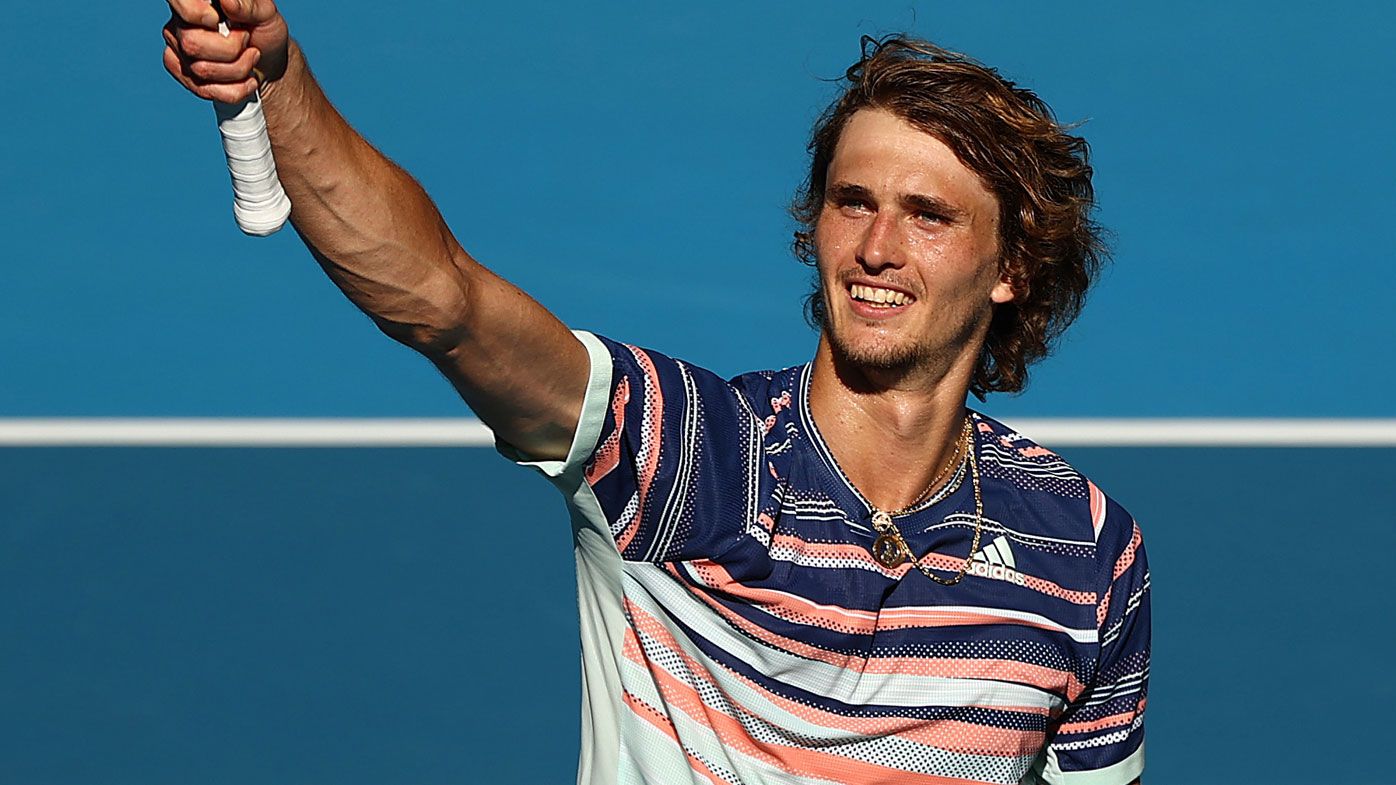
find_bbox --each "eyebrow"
[903,192,966,222]
[826,181,966,222]
[826,182,873,204]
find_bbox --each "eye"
[836,197,872,215]
[916,210,946,224]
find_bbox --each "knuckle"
[178,32,201,57]
[208,62,242,82]
[206,80,237,100]
[217,62,248,82]
[212,81,253,104]
[189,32,241,62]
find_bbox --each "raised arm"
[162,0,589,460]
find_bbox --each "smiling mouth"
[848,283,915,308]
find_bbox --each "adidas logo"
[969,536,1026,586]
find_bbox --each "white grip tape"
[215,93,290,236]
[212,21,290,236]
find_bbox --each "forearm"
[258,41,469,350]
[161,5,589,459]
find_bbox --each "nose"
[855,211,903,271]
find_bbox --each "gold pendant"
[872,533,909,568]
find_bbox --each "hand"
[162,0,290,104]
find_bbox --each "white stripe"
[883,604,1097,644]
[926,515,1098,548]
[1000,418,1396,446]
[645,362,700,561]
[629,565,1074,708]
[3,418,1396,446]
[0,418,494,447]
[1083,684,1145,709]
[1050,715,1145,750]
[624,625,1039,783]
[982,445,1084,477]
[779,512,851,523]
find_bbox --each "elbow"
[405,323,468,359]
[407,247,493,357]
[391,267,476,358]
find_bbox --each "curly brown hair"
[792,35,1107,398]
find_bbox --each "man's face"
[814,108,1013,376]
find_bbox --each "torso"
[565,346,1122,785]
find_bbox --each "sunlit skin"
[807,108,1016,513]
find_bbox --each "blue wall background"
[5,446,1394,784]
[4,2,1395,784]
[3,1,1394,417]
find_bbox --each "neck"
[807,333,979,512]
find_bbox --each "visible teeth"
[851,284,911,306]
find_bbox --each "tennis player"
[165,3,1149,783]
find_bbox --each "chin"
[827,326,930,373]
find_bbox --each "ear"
[990,270,1018,305]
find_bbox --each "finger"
[164,44,259,102]
[221,0,280,26]
[197,75,259,104]
[187,46,261,83]
[165,0,219,28]
[163,44,195,89]
[170,22,250,62]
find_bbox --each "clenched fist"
[162,0,290,104]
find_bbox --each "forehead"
[827,108,998,218]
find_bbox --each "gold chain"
[891,418,970,515]
[869,416,984,586]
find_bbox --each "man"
[163,3,1150,783]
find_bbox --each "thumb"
[218,0,280,26]
[212,0,289,82]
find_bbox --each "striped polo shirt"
[502,331,1150,785]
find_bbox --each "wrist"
[257,39,304,106]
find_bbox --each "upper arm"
[1035,503,1151,785]
[423,251,591,462]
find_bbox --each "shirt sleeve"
[498,330,770,564]
[1036,497,1151,785]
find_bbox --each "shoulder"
[972,411,1141,564]
[581,331,810,447]
[728,365,805,418]
[588,333,798,406]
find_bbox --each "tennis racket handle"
[214,94,291,236]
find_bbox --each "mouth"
[846,282,916,317]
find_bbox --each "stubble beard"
[825,317,936,373]
[820,283,986,382]
[821,285,941,376]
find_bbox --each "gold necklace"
[873,415,969,518]
[869,416,984,586]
